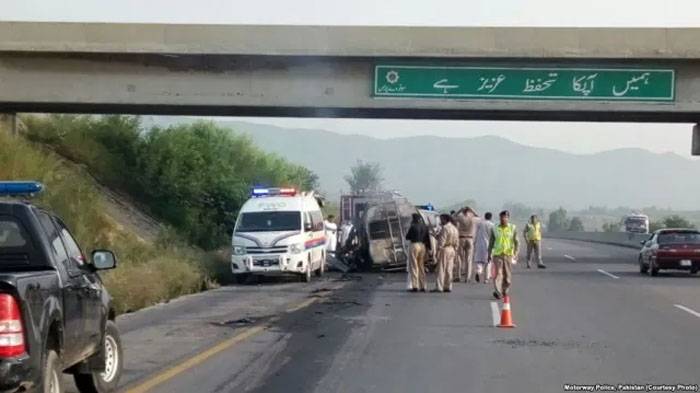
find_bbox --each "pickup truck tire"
[42,349,63,393]
[73,321,123,393]
[234,273,251,285]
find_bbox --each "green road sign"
[373,65,675,102]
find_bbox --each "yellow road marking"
[124,282,345,393]
[285,297,319,313]
[125,325,265,393]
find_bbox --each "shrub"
[23,115,319,250]
[0,131,209,314]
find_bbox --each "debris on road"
[492,338,601,350]
[323,298,364,307]
[334,273,363,282]
[211,317,255,328]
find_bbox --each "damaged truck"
[336,192,438,272]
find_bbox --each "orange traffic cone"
[497,295,516,328]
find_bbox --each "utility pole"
[693,123,700,156]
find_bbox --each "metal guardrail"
[545,231,650,249]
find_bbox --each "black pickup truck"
[0,194,123,393]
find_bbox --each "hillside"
[208,120,700,211]
[0,127,220,314]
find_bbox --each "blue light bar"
[252,188,270,196]
[251,187,297,197]
[0,181,44,196]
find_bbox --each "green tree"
[662,215,695,229]
[137,121,320,249]
[23,114,143,190]
[568,216,585,232]
[651,215,696,232]
[503,202,544,224]
[548,207,569,232]
[344,160,383,194]
[23,116,320,250]
[602,221,619,232]
[649,221,665,232]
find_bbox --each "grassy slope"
[0,130,221,314]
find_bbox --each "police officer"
[524,215,546,269]
[455,207,479,283]
[489,210,519,300]
[432,214,459,293]
[406,213,430,292]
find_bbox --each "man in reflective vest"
[524,215,547,269]
[489,210,519,300]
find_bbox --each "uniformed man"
[324,215,338,258]
[455,207,479,283]
[489,210,519,300]
[524,215,546,269]
[432,214,459,293]
[405,213,430,292]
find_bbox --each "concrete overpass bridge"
[1,22,700,135]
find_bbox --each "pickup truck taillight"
[0,294,25,357]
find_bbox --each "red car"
[639,229,700,276]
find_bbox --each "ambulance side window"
[303,212,313,231]
[311,211,324,231]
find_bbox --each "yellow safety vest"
[525,222,542,241]
[493,223,517,256]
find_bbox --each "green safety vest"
[525,222,542,241]
[493,223,516,256]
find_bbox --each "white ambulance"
[231,188,327,283]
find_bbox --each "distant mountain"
[141,117,700,211]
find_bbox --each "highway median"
[546,231,648,249]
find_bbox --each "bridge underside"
[1,53,699,122]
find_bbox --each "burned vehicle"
[337,192,438,271]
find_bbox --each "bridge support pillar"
[693,124,700,156]
[0,113,17,136]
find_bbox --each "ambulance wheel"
[302,265,312,282]
[302,256,312,283]
[315,256,325,277]
[314,260,326,277]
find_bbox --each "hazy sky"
[3,0,700,26]
[3,0,700,157]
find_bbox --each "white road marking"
[546,247,553,251]
[596,269,620,279]
[564,254,576,261]
[490,301,500,327]
[674,304,700,319]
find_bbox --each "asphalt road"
[71,239,700,393]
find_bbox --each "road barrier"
[497,295,516,328]
[545,231,649,249]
